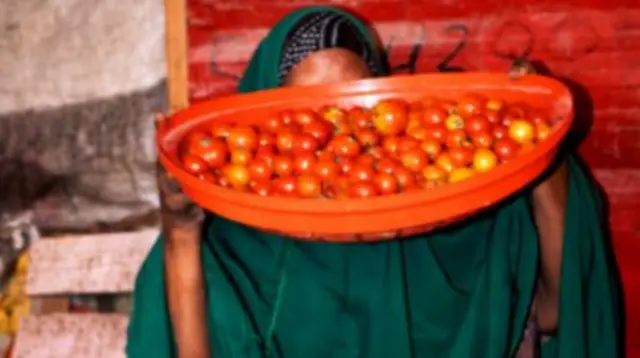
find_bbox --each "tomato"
[465,116,492,135]
[273,176,297,196]
[210,122,232,139]
[273,155,294,177]
[394,166,417,189]
[421,106,448,126]
[424,124,448,143]
[406,126,429,141]
[420,139,443,160]
[320,106,347,124]
[217,175,231,188]
[448,168,476,183]
[329,134,362,158]
[446,129,471,148]
[199,172,217,183]
[258,132,275,148]
[292,133,320,154]
[400,148,428,172]
[396,137,420,155]
[279,110,296,126]
[435,152,456,173]
[313,160,340,181]
[486,99,504,112]
[508,120,535,144]
[444,114,465,131]
[457,94,486,117]
[293,153,316,175]
[348,163,376,182]
[223,164,250,189]
[348,107,372,129]
[355,129,381,147]
[296,174,322,198]
[255,147,276,167]
[485,110,502,124]
[494,138,519,160]
[373,172,399,195]
[324,176,350,199]
[188,137,228,169]
[529,109,550,125]
[449,147,474,167]
[302,120,332,146]
[338,157,355,175]
[472,149,498,173]
[182,154,208,175]
[294,109,319,126]
[356,153,376,167]
[247,159,273,180]
[230,149,252,166]
[372,99,409,136]
[262,114,284,134]
[536,122,551,141]
[382,136,400,156]
[227,125,258,151]
[348,181,379,198]
[249,179,272,197]
[184,131,211,147]
[317,151,335,162]
[492,126,509,140]
[368,146,385,159]
[422,165,447,187]
[376,156,399,174]
[275,129,296,153]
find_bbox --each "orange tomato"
[472,149,498,173]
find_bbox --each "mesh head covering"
[278,11,385,84]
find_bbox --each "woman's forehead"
[284,48,373,86]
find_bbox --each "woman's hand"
[156,114,211,358]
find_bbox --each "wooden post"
[164,0,189,112]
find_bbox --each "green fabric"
[126,6,621,358]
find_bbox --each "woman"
[127,6,621,358]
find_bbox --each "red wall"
[186,0,640,354]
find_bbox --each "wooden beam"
[12,314,128,358]
[164,0,189,111]
[26,230,158,296]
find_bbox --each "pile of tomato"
[180,94,553,199]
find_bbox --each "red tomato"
[296,174,322,198]
[338,157,355,175]
[420,139,442,160]
[422,165,447,187]
[471,131,493,149]
[382,136,400,156]
[279,110,296,126]
[472,149,498,173]
[292,133,320,154]
[348,163,376,182]
[508,120,535,144]
[255,147,276,167]
[199,172,217,183]
[273,155,294,177]
[400,148,428,172]
[227,126,258,151]
[262,114,284,134]
[449,147,473,167]
[376,156,399,174]
[486,99,504,112]
[457,94,486,117]
[356,153,376,167]
[348,181,379,198]
[396,137,420,155]
[485,110,502,124]
[187,137,228,169]
[249,179,272,196]
[536,122,551,141]
[348,107,373,129]
[529,109,550,126]
[368,146,385,159]
[223,164,250,189]
[217,175,231,188]
[210,122,232,139]
[293,153,316,175]
[406,126,429,141]
[444,114,465,131]
[182,154,208,175]
[494,138,519,160]
[316,151,335,162]
[424,124,448,143]
[421,106,448,126]
[184,131,211,147]
[355,129,380,147]
[247,159,273,181]
[394,166,417,189]
[372,99,409,136]
[373,172,399,195]
[302,120,332,146]
[294,109,319,126]
[230,149,252,166]
[465,116,492,135]
[324,176,350,199]
[258,132,275,148]
[446,129,471,148]
[328,134,362,158]
[313,160,340,181]
[492,126,509,140]
[275,129,296,153]
[273,176,297,196]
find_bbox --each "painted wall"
[186,0,640,355]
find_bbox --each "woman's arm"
[156,114,211,358]
[531,161,568,334]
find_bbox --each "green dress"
[126,6,621,358]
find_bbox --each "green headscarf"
[127,6,621,358]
